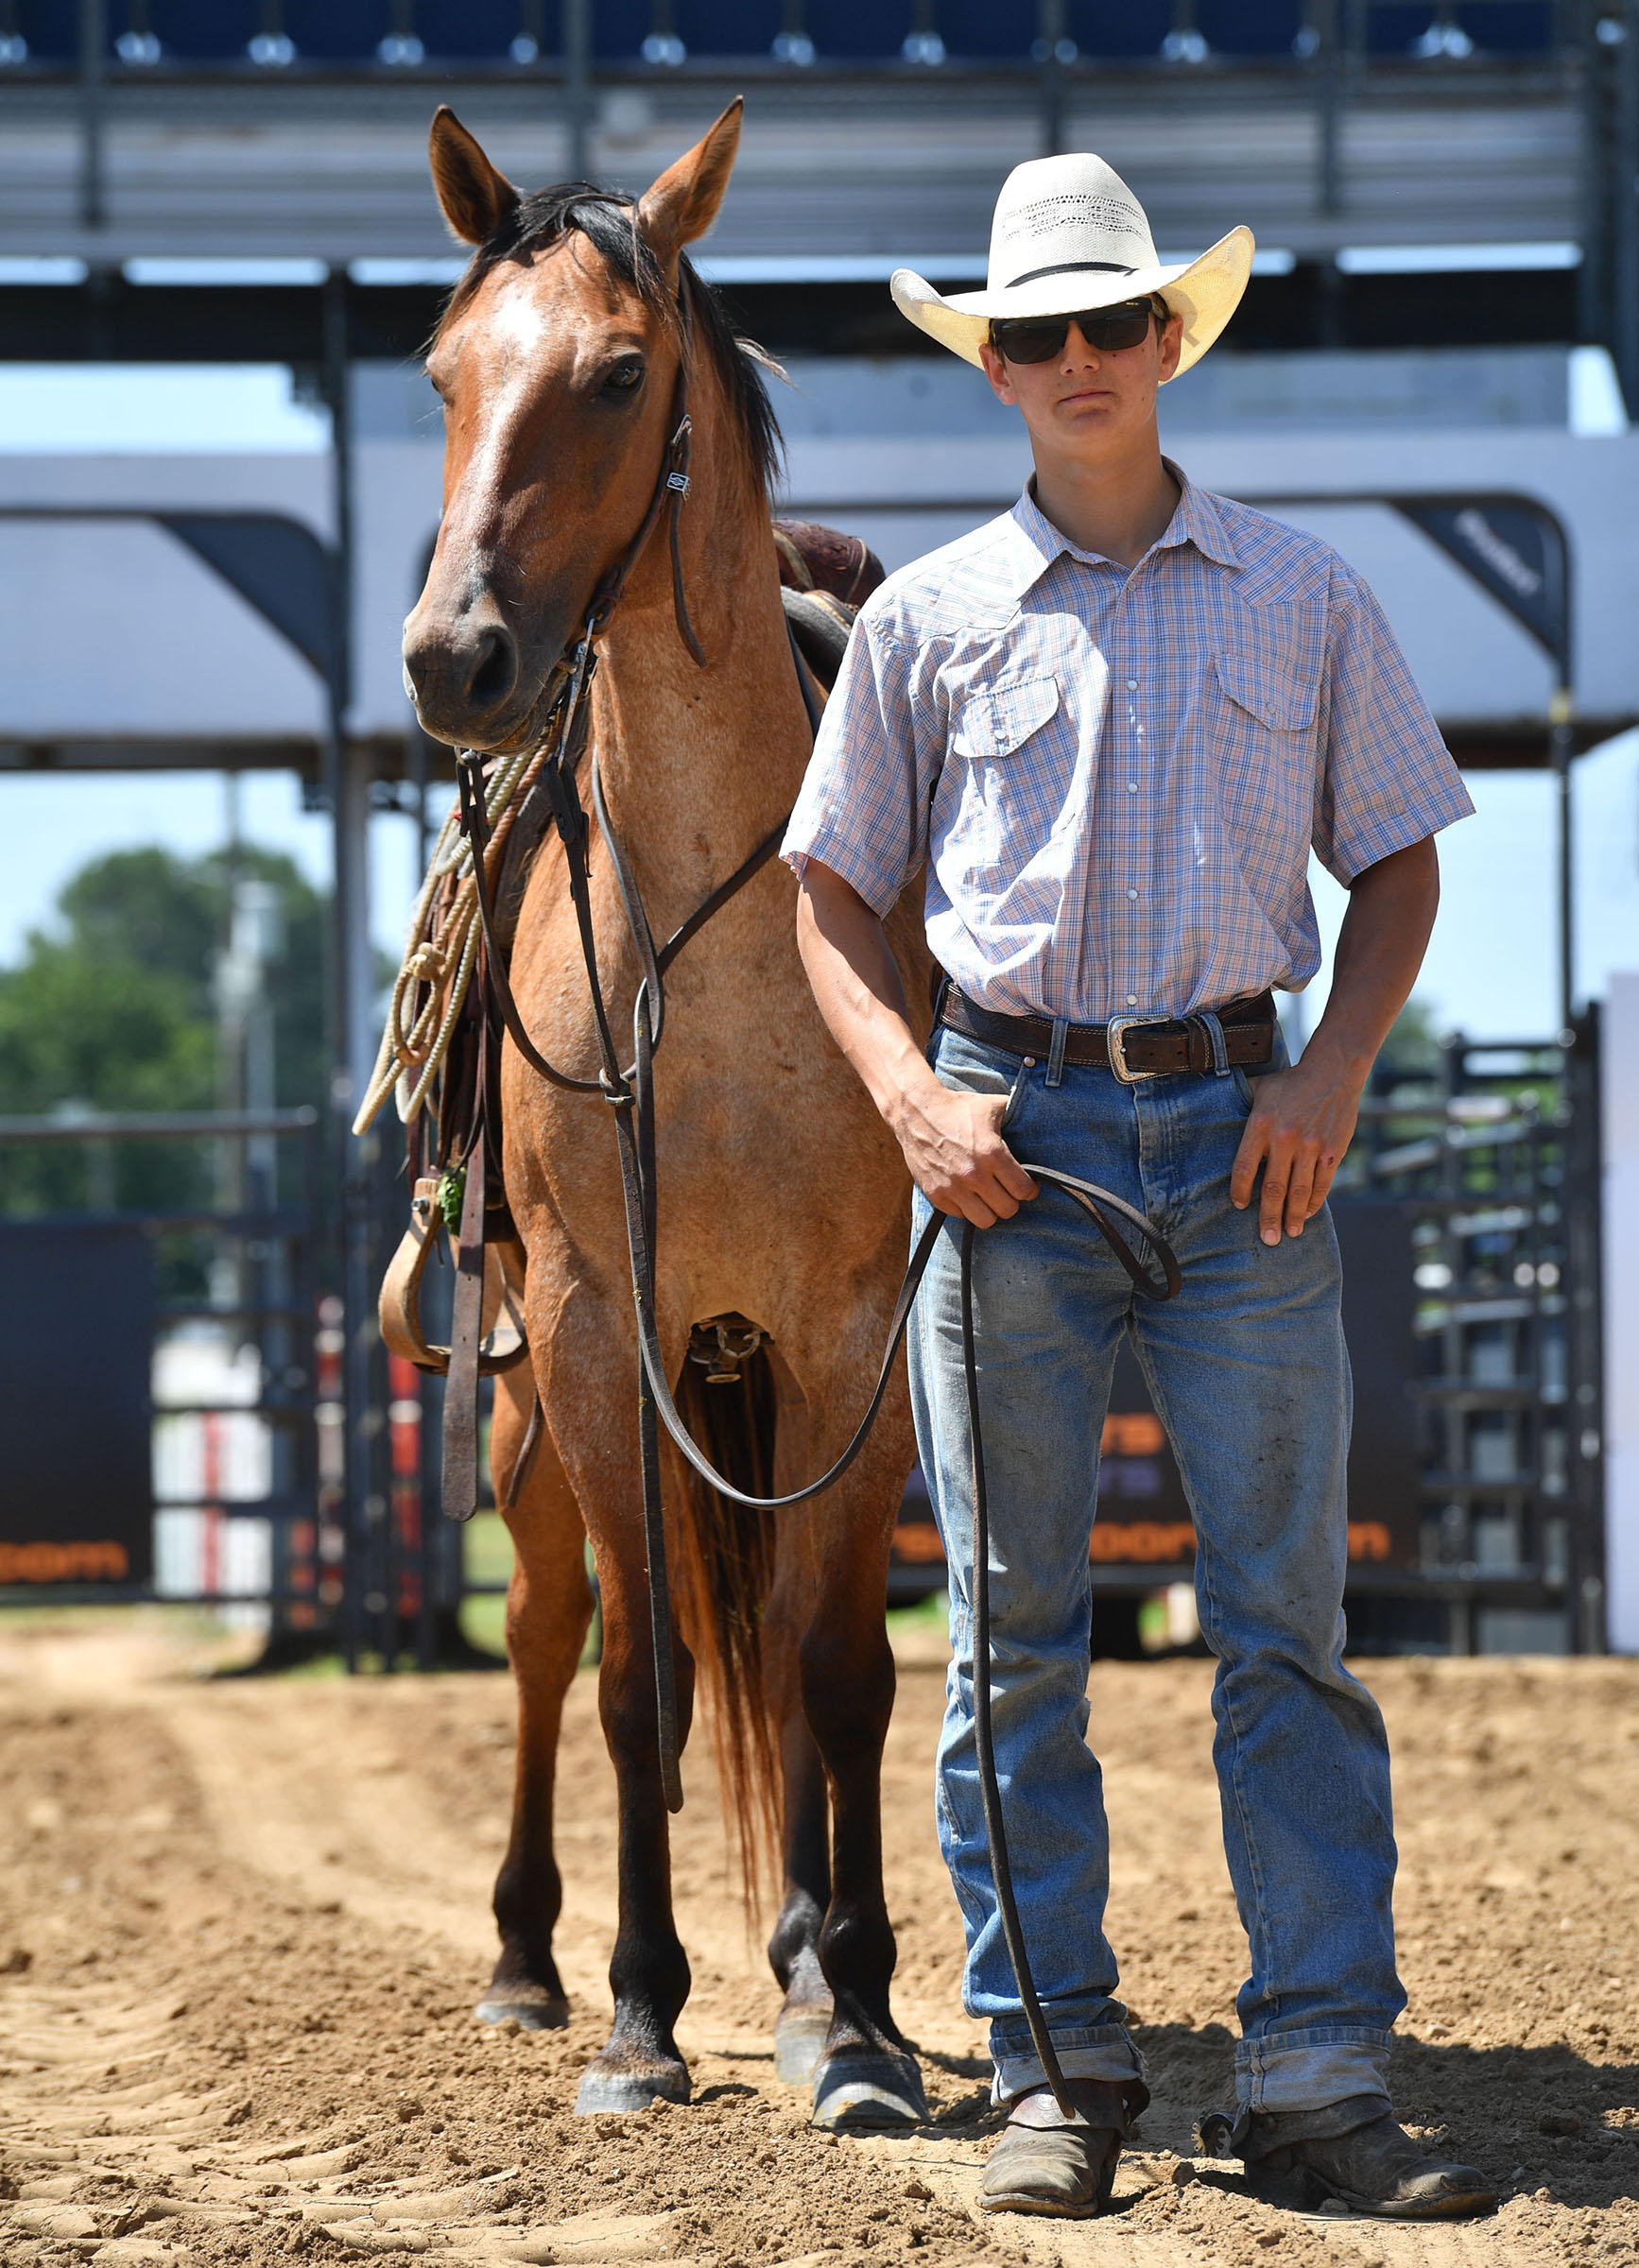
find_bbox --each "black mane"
[440,181,783,498]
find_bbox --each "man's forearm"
[794,860,943,1133]
[794,859,1038,1227]
[1304,837,1441,1080]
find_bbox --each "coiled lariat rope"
[353,716,564,1138]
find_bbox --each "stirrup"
[379,1174,529,1377]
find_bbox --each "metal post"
[78,0,105,232]
[1314,0,1343,219]
[1036,0,1068,156]
[322,266,385,1671]
[1551,687,1576,1035]
[1613,0,1639,410]
[564,0,592,182]
[1580,0,1612,348]
[1566,1006,1608,1651]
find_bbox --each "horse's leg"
[477,1361,593,2029]
[572,1495,698,2113]
[799,1400,928,2131]
[763,1542,834,2084]
[520,1290,696,2115]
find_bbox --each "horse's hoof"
[475,1991,569,2032]
[574,2059,691,2117]
[774,2004,833,2085]
[811,2050,929,2131]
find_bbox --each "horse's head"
[402,100,744,750]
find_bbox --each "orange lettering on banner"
[1089,1521,1197,1564]
[1101,1412,1165,1456]
[0,1540,129,1584]
[892,1515,1396,1572]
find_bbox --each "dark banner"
[0,1222,154,1585]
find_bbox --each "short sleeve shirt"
[781,464,1474,1024]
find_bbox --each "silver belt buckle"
[1106,1014,1165,1084]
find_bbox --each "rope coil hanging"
[353,720,562,1137]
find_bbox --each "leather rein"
[446,287,1182,2121]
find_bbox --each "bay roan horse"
[401,100,932,2127]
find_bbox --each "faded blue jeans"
[906,1025,1404,2114]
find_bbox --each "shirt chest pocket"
[1212,648,1318,735]
[1208,644,1321,859]
[950,672,1061,761]
[941,672,1066,885]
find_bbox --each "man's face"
[978,304,1182,456]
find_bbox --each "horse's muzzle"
[402,592,523,747]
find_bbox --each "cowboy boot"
[1198,2093,1497,2219]
[978,2077,1146,2219]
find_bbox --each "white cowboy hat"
[891,152,1253,379]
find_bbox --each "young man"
[782,155,1494,2223]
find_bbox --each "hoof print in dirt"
[575,2061,692,2116]
[811,2051,929,2130]
[773,2004,833,2085]
[475,1993,569,2031]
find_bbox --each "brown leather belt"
[938,985,1278,1081]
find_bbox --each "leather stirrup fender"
[379,1174,529,1380]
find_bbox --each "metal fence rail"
[1336,1016,1605,1650]
[1,1,1585,73]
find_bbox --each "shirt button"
[1126,994,1138,1006]
[1126,679,1138,690]
[1126,781,1138,792]
[1126,887,1139,901]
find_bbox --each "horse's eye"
[604,360,645,394]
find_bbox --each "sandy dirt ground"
[0,1613,1636,2268]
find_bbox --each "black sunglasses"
[990,299,1161,365]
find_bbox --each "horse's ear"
[635,98,743,272]
[429,106,520,246]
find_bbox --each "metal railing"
[1337,1016,1605,1651]
[0,1,1581,75]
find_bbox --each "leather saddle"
[774,517,884,690]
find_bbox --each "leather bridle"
[446,281,1182,2120]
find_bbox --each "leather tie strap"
[442,1040,490,1525]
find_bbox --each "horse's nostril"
[466,627,518,712]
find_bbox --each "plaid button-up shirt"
[782,466,1474,1025]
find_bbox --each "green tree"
[1377,994,1443,1078]
[0,844,330,1220]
